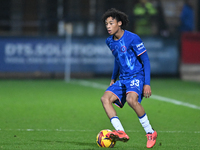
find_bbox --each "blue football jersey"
[106,30,146,80]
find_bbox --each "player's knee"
[101,96,109,104]
[126,97,138,108]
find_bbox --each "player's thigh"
[101,91,118,103]
[126,78,144,103]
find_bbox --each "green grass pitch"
[0,78,199,150]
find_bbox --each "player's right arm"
[110,59,119,86]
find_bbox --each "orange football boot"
[146,131,157,148]
[106,130,129,142]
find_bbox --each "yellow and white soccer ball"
[96,129,116,148]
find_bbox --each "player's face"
[105,17,122,35]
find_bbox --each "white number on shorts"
[130,79,139,87]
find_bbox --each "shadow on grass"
[32,140,144,149]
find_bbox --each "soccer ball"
[96,129,116,148]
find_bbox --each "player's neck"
[113,29,124,40]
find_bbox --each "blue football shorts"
[106,77,144,108]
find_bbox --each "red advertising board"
[181,32,200,64]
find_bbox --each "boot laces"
[147,134,152,141]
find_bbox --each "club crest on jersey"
[136,43,145,50]
[120,46,127,53]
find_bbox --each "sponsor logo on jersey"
[136,43,145,50]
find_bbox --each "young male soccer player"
[101,8,157,148]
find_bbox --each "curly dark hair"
[102,8,129,29]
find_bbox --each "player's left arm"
[131,34,151,98]
[139,51,151,98]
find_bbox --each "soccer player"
[101,8,157,148]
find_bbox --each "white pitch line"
[0,128,199,134]
[150,95,200,110]
[74,80,200,110]
[0,129,93,132]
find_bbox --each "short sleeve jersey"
[106,30,146,79]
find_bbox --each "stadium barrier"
[180,32,200,81]
[0,36,178,78]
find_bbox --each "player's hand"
[143,85,151,98]
[110,79,115,86]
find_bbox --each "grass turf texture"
[0,78,199,150]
